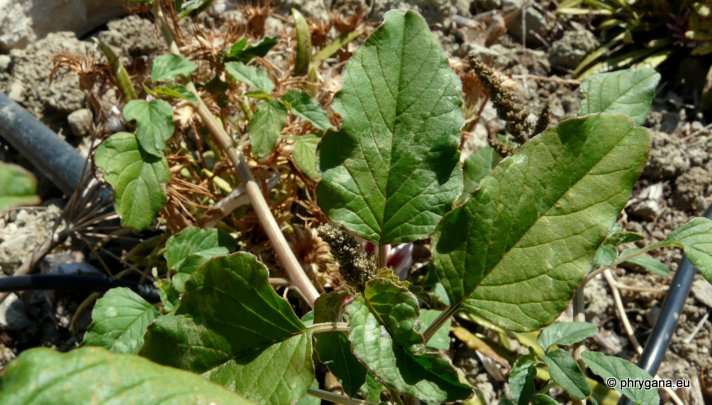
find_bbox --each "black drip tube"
[0,274,160,303]
[618,204,712,404]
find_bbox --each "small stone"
[643,131,690,181]
[0,54,10,70]
[673,167,709,212]
[67,109,93,138]
[505,3,550,47]
[691,279,712,309]
[549,29,599,70]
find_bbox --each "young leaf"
[620,248,670,276]
[83,288,159,354]
[313,291,367,397]
[581,351,659,405]
[462,146,501,200]
[282,89,333,130]
[149,84,199,104]
[248,101,287,158]
[293,134,321,180]
[434,113,649,331]
[543,349,591,399]
[0,162,40,213]
[579,67,660,125]
[419,309,452,350]
[533,394,559,404]
[509,354,536,405]
[225,61,275,94]
[537,322,598,352]
[175,0,213,17]
[593,244,618,267]
[662,217,712,283]
[141,253,313,404]
[165,227,235,292]
[346,297,472,402]
[364,277,424,349]
[317,10,464,244]
[123,99,175,157]
[292,8,311,75]
[151,54,197,82]
[225,37,278,63]
[0,347,253,404]
[94,132,170,231]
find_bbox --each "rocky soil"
[0,0,710,403]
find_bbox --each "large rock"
[0,0,125,51]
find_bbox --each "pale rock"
[67,108,93,138]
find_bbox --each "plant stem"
[307,388,376,405]
[422,304,459,343]
[377,244,388,268]
[153,3,319,307]
[572,285,586,363]
[308,322,350,334]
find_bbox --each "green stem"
[307,388,376,405]
[308,322,350,334]
[422,304,459,343]
[582,241,669,285]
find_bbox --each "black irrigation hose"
[0,274,160,303]
[0,92,88,195]
[618,204,712,405]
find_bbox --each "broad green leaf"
[579,67,660,125]
[293,134,320,180]
[462,146,501,201]
[662,217,712,283]
[0,347,253,404]
[434,114,649,331]
[419,309,451,350]
[605,224,644,245]
[94,132,170,231]
[364,277,424,349]
[282,90,333,130]
[225,61,275,93]
[141,253,311,404]
[537,322,598,351]
[151,54,197,82]
[581,351,659,405]
[150,84,199,104]
[593,243,617,267]
[313,291,366,397]
[248,101,287,158]
[317,10,464,244]
[509,354,536,405]
[123,99,175,157]
[346,297,472,402]
[225,37,278,63]
[544,349,590,399]
[0,162,40,213]
[533,394,559,404]
[165,227,235,292]
[620,248,669,276]
[83,287,159,354]
[206,333,314,404]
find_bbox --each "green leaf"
[544,349,590,399]
[317,10,464,244]
[123,99,175,157]
[175,0,212,17]
[346,297,472,402]
[282,90,333,130]
[593,244,618,267]
[0,347,253,404]
[581,351,659,405]
[141,253,312,404]
[83,287,159,354]
[225,37,278,63]
[94,132,170,231]
[538,322,598,352]
[150,84,199,104]
[579,67,660,125]
[0,163,40,213]
[462,146,501,201]
[293,134,321,180]
[364,277,424,349]
[225,61,275,93]
[313,291,366,397]
[248,101,287,158]
[151,54,197,82]
[533,394,559,404]
[509,354,536,405]
[662,217,712,283]
[165,227,235,292]
[620,248,669,276]
[419,309,451,350]
[433,114,649,331]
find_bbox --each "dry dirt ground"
[0,0,710,403]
